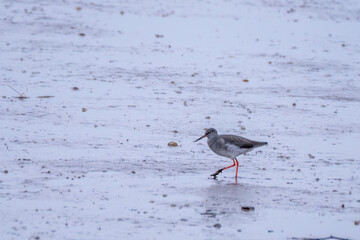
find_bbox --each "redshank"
[194,128,267,180]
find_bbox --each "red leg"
[223,159,236,170]
[210,159,236,178]
[235,158,239,179]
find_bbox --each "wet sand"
[1,0,360,239]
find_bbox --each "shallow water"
[1,0,360,239]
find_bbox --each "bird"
[194,128,267,180]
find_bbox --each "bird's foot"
[210,169,223,179]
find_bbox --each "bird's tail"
[254,141,267,148]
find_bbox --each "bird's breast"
[208,138,250,159]
[208,139,233,158]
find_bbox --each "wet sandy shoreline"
[1,0,360,239]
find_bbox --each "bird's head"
[194,128,218,142]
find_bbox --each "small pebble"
[168,142,178,147]
[213,223,221,229]
[241,206,255,211]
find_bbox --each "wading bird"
[195,128,267,180]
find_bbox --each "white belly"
[210,143,250,159]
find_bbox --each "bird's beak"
[194,134,206,142]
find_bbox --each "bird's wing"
[220,135,255,149]
[221,135,267,148]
